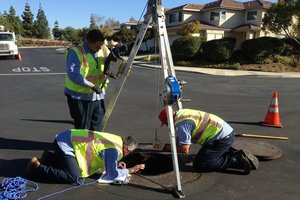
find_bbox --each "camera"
[104,45,127,78]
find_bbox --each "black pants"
[35,140,82,183]
[193,132,237,172]
[66,95,105,131]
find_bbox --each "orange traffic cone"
[260,91,283,128]
[18,53,22,61]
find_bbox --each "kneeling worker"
[159,108,259,175]
[26,129,145,183]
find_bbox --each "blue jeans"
[35,140,82,183]
[193,132,236,172]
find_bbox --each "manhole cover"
[232,139,282,160]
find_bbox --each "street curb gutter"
[133,61,300,78]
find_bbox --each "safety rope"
[137,2,147,25]
[37,177,97,200]
[0,176,38,200]
[0,176,100,200]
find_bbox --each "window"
[247,11,257,21]
[264,31,269,36]
[0,34,13,41]
[221,11,226,20]
[210,12,220,21]
[200,30,206,37]
[169,12,182,24]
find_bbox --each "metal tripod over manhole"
[99,0,187,198]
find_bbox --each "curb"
[133,61,300,78]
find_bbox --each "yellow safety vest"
[70,129,123,177]
[65,44,110,94]
[175,109,224,145]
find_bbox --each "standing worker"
[64,29,110,130]
[159,108,259,175]
[26,129,145,183]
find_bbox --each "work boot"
[235,150,251,175]
[243,150,259,170]
[26,157,40,178]
[41,150,56,166]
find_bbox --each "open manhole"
[122,152,173,176]
[119,151,202,189]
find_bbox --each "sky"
[0,0,276,29]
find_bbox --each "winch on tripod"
[161,76,181,105]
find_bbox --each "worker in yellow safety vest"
[64,29,110,130]
[26,129,145,183]
[159,108,259,175]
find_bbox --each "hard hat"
[158,109,168,127]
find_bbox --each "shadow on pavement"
[0,158,28,177]
[0,138,53,150]
[218,169,250,175]
[126,183,172,195]
[22,119,73,125]
[227,121,261,126]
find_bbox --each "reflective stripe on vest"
[76,45,89,67]
[71,129,123,177]
[100,45,108,64]
[175,109,223,145]
[65,44,108,94]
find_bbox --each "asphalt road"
[0,48,299,200]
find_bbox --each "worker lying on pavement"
[26,129,145,183]
[159,108,259,175]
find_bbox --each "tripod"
[100,1,185,198]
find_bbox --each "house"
[165,0,276,48]
[120,20,154,52]
[120,20,140,30]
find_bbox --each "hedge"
[201,38,236,62]
[17,38,68,47]
[171,36,203,60]
[241,37,286,64]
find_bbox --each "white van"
[0,30,19,59]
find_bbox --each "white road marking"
[0,72,66,76]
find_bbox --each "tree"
[177,21,200,36]
[263,0,300,45]
[100,27,113,39]
[143,28,155,52]
[104,17,120,28]
[129,17,137,22]
[34,3,50,39]
[61,26,79,44]
[21,1,34,37]
[0,11,12,31]
[89,14,98,29]
[7,6,23,35]
[90,14,105,28]
[78,27,90,42]
[112,28,136,43]
[52,20,62,40]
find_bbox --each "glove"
[91,86,102,94]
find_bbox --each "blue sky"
[1,0,275,29]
